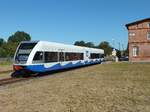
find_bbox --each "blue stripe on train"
[26,60,101,72]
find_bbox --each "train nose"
[13,65,23,71]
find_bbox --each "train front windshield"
[15,42,37,64]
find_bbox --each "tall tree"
[0,31,32,57]
[125,43,129,56]
[0,38,4,47]
[74,41,86,47]
[0,42,18,57]
[98,41,112,56]
[8,31,31,43]
[116,50,121,58]
[85,42,95,48]
[74,41,96,48]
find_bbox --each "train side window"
[45,52,58,62]
[65,52,83,61]
[90,53,100,59]
[33,52,44,63]
[79,53,84,60]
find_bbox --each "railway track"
[0,77,29,86]
[0,65,96,86]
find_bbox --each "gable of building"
[126,18,150,29]
[126,18,150,43]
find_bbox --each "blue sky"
[0,0,149,49]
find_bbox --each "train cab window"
[15,42,38,64]
[19,43,37,49]
[33,52,44,63]
[65,52,83,61]
[17,54,29,61]
[45,52,58,62]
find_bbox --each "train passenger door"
[85,50,90,60]
[58,49,65,62]
[59,52,65,62]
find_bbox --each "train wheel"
[11,71,21,78]
[11,71,31,78]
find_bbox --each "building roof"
[125,17,150,27]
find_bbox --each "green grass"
[0,62,150,112]
[0,60,12,73]
[0,60,12,66]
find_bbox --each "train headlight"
[13,65,23,71]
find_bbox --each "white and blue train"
[12,41,104,77]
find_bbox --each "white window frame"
[132,46,139,57]
[147,32,150,40]
[129,32,135,37]
[147,22,150,28]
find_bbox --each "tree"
[6,31,32,57]
[0,38,4,47]
[0,31,32,57]
[74,41,86,47]
[124,43,129,56]
[8,31,31,43]
[85,42,95,48]
[116,50,121,58]
[98,41,112,56]
[0,42,18,57]
[74,41,96,48]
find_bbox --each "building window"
[137,24,143,28]
[147,32,150,40]
[147,22,150,28]
[129,32,135,37]
[132,46,139,57]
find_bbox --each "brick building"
[126,18,150,62]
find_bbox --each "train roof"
[21,41,104,53]
[41,41,103,52]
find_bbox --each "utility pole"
[118,42,121,51]
[122,44,124,56]
[112,38,115,48]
